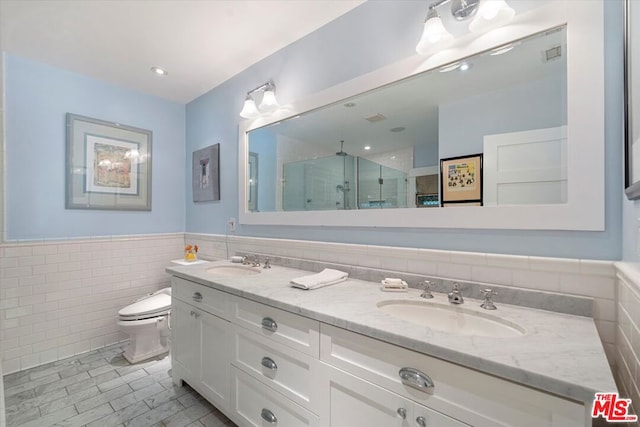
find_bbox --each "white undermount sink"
[206,265,262,277]
[377,300,525,338]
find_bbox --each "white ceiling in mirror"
[262,27,565,159]
[238,0,604,231]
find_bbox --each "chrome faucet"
[481,288,497,310]
[420,280,434,299]
[448,283,464,304]
[263,257,271,269]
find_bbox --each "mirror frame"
[624,0,640,200]
[239,0,605,231]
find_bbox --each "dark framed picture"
[66,113,152,211]
[440,153,483,206]
[193,144,220,202]
[625,0,640,200]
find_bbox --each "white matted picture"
[66,113,152,210]
[193,144,220,202]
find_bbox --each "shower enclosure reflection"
[281,153,408,211]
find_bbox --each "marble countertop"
[167,260,616,404]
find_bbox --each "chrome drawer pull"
[261,317,278,332]
[416,416,427,427]
[397,407,407,419]
[398,367,434,392]
[261,408,277,424]
[192,292,203,302]
[261,356,278,371]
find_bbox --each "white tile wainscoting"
[615,263,640,416]
[0,233,185,375]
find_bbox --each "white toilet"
[117,288,172,363]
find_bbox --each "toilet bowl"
[118,288,172,363]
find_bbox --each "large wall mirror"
[239,1,604,230]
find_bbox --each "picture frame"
[66,113,152,211]
[625,0,640,200]
[440,153,483,206]
[192,144,220,202]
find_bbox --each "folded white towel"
[290,268,349,290]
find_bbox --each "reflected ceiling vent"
[364,113,387,123]
[543,45,562,62]
[390,126,406,133]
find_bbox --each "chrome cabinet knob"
[398,367,434,392]
[261,408,277,424]
[192,292,203,302]
[261,317,278,332]
[261,356,278,371]
[397,407,407,419]
[416,416,427,427]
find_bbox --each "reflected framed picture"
[440,153,483,206]
[625,0,640,200]
[66,113,152,210]
[193,144,220,202]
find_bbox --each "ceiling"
[0,0,365,103]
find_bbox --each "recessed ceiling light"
[490,44,515,56]
[459,62,471,71]
[439,62,461,73]
[364,145,371,150]
[151,67,168,76]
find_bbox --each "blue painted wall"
[5,54,186,239]
[185,0,623,260]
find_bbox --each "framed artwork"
[440,153,483,206]
[193,144,220,202]
[66,113,152,210]
[625,0,640,200]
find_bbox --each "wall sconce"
[239,80,280,119]
[416,0,515,55]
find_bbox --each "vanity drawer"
[231,296,320,357]
[172,277,230,320]
[320,324,585,427]
[231,324,320,412]
[231,366,319,427]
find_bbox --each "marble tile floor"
[2,343,237,427]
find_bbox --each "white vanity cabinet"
[171,274,592,427]
[171,277,231,413]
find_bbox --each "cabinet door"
[319,364,466,427]
[320,363,410,427]
[200,310,230,412]
[172,298,201,384]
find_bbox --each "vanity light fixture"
[239,80,280,119]
[416,0,515,55]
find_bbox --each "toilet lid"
[118,292,171,319]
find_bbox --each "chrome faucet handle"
[263,257,271,269]
[420,280,434,299]
[448,282,464,304]
[251,255,261,267]
[481,288,498,310]
[241,256,251,265]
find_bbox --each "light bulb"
[469,0,515,34]
[259,88,279,112]
[416,9,454,55]
[239,95,260,119]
